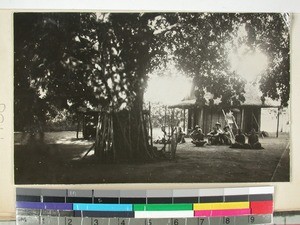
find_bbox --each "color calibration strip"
[16,187,274,225]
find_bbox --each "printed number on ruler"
[223,217,233,225]
[248,216,255,224]
[199,219,205,225]
[67,218,73,225]
[93,219,99,225]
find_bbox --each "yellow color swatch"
[193,202,250,210]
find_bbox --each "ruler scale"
[16,187,274,225]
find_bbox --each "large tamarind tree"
[14,12,290,162]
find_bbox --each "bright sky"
[144,69,192,105]
[228,45,269,82]
[145,47,268,105]
[145,48,268,105]
[227,24,269,82]
[145,25,269,105]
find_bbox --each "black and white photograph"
[14,12,290,184]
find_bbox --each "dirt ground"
[14,131,290,184]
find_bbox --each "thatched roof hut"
[170,84,280,134]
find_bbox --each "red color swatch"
[250,201,273,214]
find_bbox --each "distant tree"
[158,13,289,107]
[241,13,290,107]
[160,13,247,108]
[147,102,184,128]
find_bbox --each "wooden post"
[76,113,80,139]
[183,109,186,132]
[127,112,132,159]
[188,109,191,130]
[200,108,204,129]
[276,108,280,138]
[149,102,153,148]
[191,109,194,129]
[94,114,101,158]
[164,105,167,126]
[167,107,170,135]
[171,109,176,160]
[251,108,254,131]
[252,112,260,132]
[210,108,213,130]
[258,108,261,132]
[82,114,85,139]
[241,108,244,132]
[202,108,205,132]
[111,114,116,162]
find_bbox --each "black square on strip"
[16,195,41,202]
[200,196,224,203]
[224,195,249,202]
[94,197,119,204]
[120,198,146,204]
[249,194,273,201]
[147,197,173,203]
[66,197,92,203]
[43,196,65,203]
[173,197,199,203]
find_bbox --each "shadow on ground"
[14,132,290,184]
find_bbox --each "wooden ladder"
[222,109,237,143]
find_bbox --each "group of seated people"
[187,122,263,149]
[231,128,263,149]
[188,122,231,146]
[207,122,232,145]
[177,126,206,145]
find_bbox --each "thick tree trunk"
[94,90,154,163]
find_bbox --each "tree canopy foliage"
[14,13,161,131]
[241,13,290,107]
[14,12,290,132]
[160,13,247,107]
[157,13,290,107]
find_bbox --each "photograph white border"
[0,0,300,219]
[0,0,300,12]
